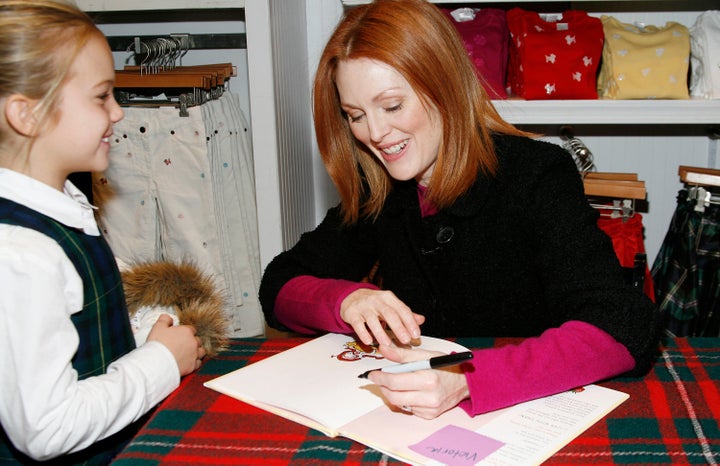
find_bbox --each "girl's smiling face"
[336,58,442,186]
[31,33,123,190]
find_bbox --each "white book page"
[204,333,469,434]
[475,384,629,466]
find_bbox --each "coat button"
[436,226,454,244]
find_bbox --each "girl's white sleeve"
[0,227,179,461]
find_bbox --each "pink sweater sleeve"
[275,275,635,417]
[458,320,636,415]
[274,275,379,335]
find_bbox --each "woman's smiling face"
[336,58,443,186]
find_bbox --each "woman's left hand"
[366,344,471,419]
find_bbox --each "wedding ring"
[401,405,412,413]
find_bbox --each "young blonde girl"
[0,1,206,463]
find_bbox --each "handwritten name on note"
[409,425,504,466]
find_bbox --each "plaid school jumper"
[0,198,138,465]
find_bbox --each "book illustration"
[333,340,385,361]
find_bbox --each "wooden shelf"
[77,0,244,12]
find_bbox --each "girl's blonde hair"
[0,0,102,142]
[313,0,527,224]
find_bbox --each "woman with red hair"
[259,0,660,419]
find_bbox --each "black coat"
[259,134,661,375]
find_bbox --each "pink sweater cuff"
[458,320,635,415]
[274,275,379,335]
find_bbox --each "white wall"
[306,0,344,222]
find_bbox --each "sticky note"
[409,424,504,465]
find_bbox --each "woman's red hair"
[313,0,526,224]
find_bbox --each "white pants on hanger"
[93,98,263,337]
[202,93,263,337]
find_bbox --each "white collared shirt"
[0,168,179,461]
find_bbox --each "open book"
[204,333,628,465]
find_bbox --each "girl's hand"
[340,288,425,346]
[147,314,206,376]
[367,344,471,419]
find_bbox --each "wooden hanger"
[178,63,236,80]
[678,165,720,187]
[582,172,646,220]
[114,63,235,116]
[679,165,720,213]
[583,176,646,200]
[585,172,637,181]
[115,70,214,90]
[122,63,235,85]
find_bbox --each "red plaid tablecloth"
[112,337,720,465]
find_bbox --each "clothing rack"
[105,33,246,53]
[558,127,646,219]
[114,63,236,117]
[107,33,242,116]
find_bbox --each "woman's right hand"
[340,288,425,346]
[146,314,206,376]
